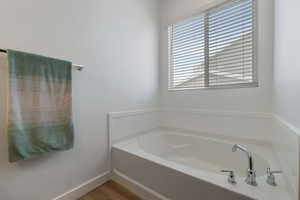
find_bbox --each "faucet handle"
[266,168,283,186]
[221,170,236,184]
[267,168,283,175]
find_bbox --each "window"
[168,0,257,90]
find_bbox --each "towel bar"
[0,48,84,71]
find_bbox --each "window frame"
[168,0,258,91]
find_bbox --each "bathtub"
[112,129,291,200]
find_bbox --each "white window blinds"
[168,0,257,90]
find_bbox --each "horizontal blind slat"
[172,32,204,42]
[173,17,204,29]
[209,5,252,22]
[173,23,204,34]
[172,40,205,49]
[209,10,252,25]
[209,40,253,50]
[173,52,205,60]
[209,0,251,18]
[174,65,253,75]
[209,45,253,55]
[208,13,252,29]
[208,32,252,45]
[208,24,252,38]
[208,18,252,33]
[172,47,203,55]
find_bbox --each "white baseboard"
[112,170,170,200]
[53,171,111,200]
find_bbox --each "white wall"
[0,0,159,199]
[273,0,300,198]
[273,0,300,130]
[159,0,274,113]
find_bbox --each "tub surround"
[159,109,273,143]
[109,109,273,144]
[109,109,299,200]
[108,109,159,144]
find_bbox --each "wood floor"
[79,181,142,200]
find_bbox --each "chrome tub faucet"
[232,144,257,186]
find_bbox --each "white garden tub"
[112,130,291,200]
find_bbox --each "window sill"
[168,82,259,91]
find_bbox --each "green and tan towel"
[7,50,74,162]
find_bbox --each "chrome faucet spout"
[232,144,257,186]
[232,144,254,170]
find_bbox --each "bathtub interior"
[137,131,270,178]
